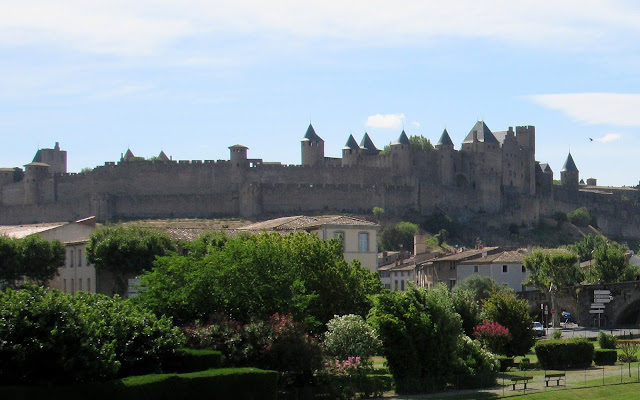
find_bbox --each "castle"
[1,121,640,239]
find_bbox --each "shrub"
[535,338,594,369]
[454,336,499,389]
[552,330,563,340]
[593,349,617,365]
[616,341,640,362]
[567,207,592,227]
[164,349,223,373]
[184,313,322,386]
[473,320,511,355]
[0,285,184,384]
[323,314,382,361]
[497,357,514,372]
[519,358,531,370]
[598,332,617,349]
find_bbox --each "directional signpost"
[592,290,612,327]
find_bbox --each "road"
[542,324,640,340]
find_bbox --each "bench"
[544,373,565,387]
[510,376,533,390]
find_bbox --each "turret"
[390,130,411,174]
[461,121,500,152]
[359,132,380,155]
[229,144,248,167]
[301,124,325,166]
[435,128,454,150]
[436,129,455,185]
[121,149,136,162]
[23,162,50,204]
[341,134,360,166]
[560,152,579,188]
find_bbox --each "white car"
[532,321,545,337]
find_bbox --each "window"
[358,232,369,253]
[63,279,67,293]
[87,278,91,293]
[449,278,456,290]
[334,231,345,250]
[78,278,82,291]
[394,280,398,290]
[474,265,479,273]
[78,249,82,267]
[522,265,526,273]
[502,265,508,273]
[401,271,405,277]
[69,250,74,267]
[401,280,405,291]
[70,279,75,295]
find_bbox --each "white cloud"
[596,133,622,143]
[527,93,640,126]
[2,1,640,57]
[366,113,405,129]
[411,121,421,127]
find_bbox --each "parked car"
[532,321,545,337]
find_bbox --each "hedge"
[535,338,594,369]
[0,368,278,400]
[593,349,618,365]
[163,348,222,373]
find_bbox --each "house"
[237,215,379,272]
[0,217,97,294]
[378,256,415,291]
[457,249,532,292]
[416,246,501,289]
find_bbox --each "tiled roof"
[431,246,500,262]
[359,132,379,152]
[392,130,410,146]
[458,249,527,265]
[238,215,377,232]
[343,134,360,150]
[157,150,170,161]
[0,222,66,238]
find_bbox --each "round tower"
[435,129,455,185]
[390,130,411,175]
[23,162,50,204]
[301,124,325,166]
[560,152,579,188]
[341,134,360,166]
[229,144,248,167]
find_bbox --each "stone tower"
[390,130,411,175]
[229,144,248,167]
[32,142,67,174]
[341,134,360,166]
[359,132,380,155]
[301,124,325,166]
[435,128,455,185]
[561,152,579,188]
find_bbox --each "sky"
[2,1,640,187]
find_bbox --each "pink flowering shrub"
[473,320,511,355]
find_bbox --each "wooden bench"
[510,376,533,390]
[544,373,565,387]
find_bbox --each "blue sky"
[2,1,640,186]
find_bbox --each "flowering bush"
[616,340,640,362]
[473,320,511,355]
[323,314,381,361]
[454,336,500,389]
[317,356,391,399]
[184,313,322,386]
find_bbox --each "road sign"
[591,303,606,308]
[551,309,556,314]
[594,298,611,303]
[589,309,605,314]
[594,290,611,295]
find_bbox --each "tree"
[409,135,433,152]
[323,314,381,361]
[567,234,607,262]
[379,221,418,252]
[137,231,383,327]
[524,249,582,327]
[0,235,64,288]
[481,289,534,356]
[567,207,592,227]
[455,275,502,304]
[86,227,176,296]
[372,207,385,222]
[451,288,481,337]
[368,285,497,393]
[590,241,638,283]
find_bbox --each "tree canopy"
[136,231,383,327]
[0,235,64,288]
[523,249,582,291]
[454,275,502,304]
[481,289,534,356]
[567,235,638,283]
[86,226,176,296]
[379,221,418,252]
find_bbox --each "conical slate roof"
[462,121,499,144]
[359,132,378,151]
[302,123,323,142]
[343,134,360,150]
[437,129,454,147]
[561,153,578,172]
[123,149,135,161]
[392,130,410,145]
[157,150,170,161]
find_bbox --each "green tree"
[379,221,418,252]
[86,227,176,296]
[368,285,497,393]
[567,207,592,227]
[481,289,534,356]
[372,207,385,222]
[409,135,433,152]
[323,314,381,360]
[451,288,481,337]
[590,241,638,283]
[0,235,64,288]
[137,231,383,327]
[567,234,607,262]
[524,249,582,327]
[455,275,502,304]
